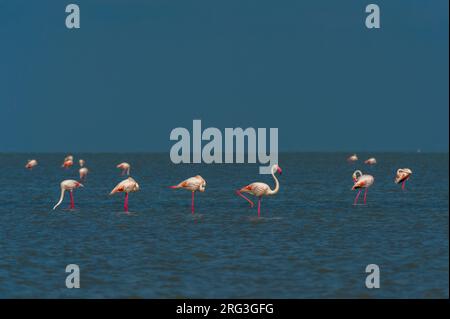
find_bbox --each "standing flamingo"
[169,175,206,214]
[347,154,358,162]
[236,164,282,217]
[395,168,412,190]
[25,159,38,169]
[364,157,377,165]
[53,180,84,210]
[110,177,140,212]
[62,155,74,168]
[79,159,85,167]
[117,162,130,175]
[79,167,89,181]
[352,170,374,205]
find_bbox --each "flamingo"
[236,164,282,217]
[79,159,85,167]
[347,154,358,162]
[62,155,74,168]
[395,168,412,190]
[117,162,130,176]
[169,175,206,214]
[364,157,377,165]
[110,177,140,212]
[25,159,38,169]
[53,179,84,210]
[352,170,374,205]
[79,167,89,181]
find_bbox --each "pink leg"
[124,193,129,212]
[236,190,254,208]
[354,189,362,205]
[191,191,195,214]
[69,191,75,209]
[402,180,406,190]
[363,188,368,204]
[257,197,261,217]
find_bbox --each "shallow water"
[0,153,448,298]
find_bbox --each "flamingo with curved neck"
[236,164,282,217]
[53,180,84,210]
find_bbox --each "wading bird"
[169,175,206,214]
[110,177,140,212]
[395,168,412,190]
[364,157,377,165]
[236,164,282,217]
[352,170,374,205]
[347,154,358,162]
[62,155,74,168]
[116,162,130,175]
[79,167,89,181]
[79,159,85,167]
[25,159,38,169]
[53,179,84,210]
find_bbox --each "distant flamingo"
[110,177,140,212]
[169,175,206,214]
[53,179,84,210]
[79,167,89,181]
[364,157,377,165]
[117,162,130,175]
[79,159,85,167]
[236,164,282,217]
[25,159,38,169]
[352,170,374,205]
[347,154,358,162]
[62,155,74,168]
[395,168,412,190]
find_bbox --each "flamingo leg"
[354,189,362,205]
[363,188,368,204]
[402,180,406,190]
[191,191,195,214]
[69,191,75,209]
[257,197,262,217]
[236,190,254,208]
[124,193,129,212]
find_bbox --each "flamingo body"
[25,159,38,169]
[364,158,377,165]
[79,167,89,180]
[347,154,358,162]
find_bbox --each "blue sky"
[0,0,448,152]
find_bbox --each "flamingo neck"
[267,169,279,195]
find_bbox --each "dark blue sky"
[0,0,448,152]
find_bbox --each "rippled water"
[0,153,448,298]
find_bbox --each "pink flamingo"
[62,155,74,169]
[25,159,38,169]
[110,177,140,212]
[53,180,84,210]
[395,168,412,190]
[352,170,374,205]
[364,157,377,165]
[169,175,206,214]
[236,164,282,217]
[79,159,85,167]
[79,167,89,181]
[116,162,130,176]
[347,154,358,162]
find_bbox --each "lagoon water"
[0,153,448,298]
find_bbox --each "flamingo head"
[199,181,206,192]
[352,170,362,182]
[273,164,282,175]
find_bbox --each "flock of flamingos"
[23,154,413,217]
